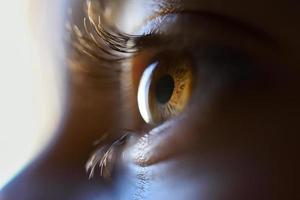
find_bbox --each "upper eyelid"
[68,0,278,67]
[130,0,276,44]
[140,11,277,46]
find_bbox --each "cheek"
[115,75,298,200]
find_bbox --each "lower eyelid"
[122,113,194,166]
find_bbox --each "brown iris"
[137,52,194,124]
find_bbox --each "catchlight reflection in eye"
[0,0,64,191]
[137,62,158,124]
[137,56,194,125]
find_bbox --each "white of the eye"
[137,62,158,124]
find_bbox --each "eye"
[137,52,194,124]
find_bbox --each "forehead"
[110,0,299,47]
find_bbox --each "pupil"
[155,74,175,104]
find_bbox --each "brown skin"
[1,0,299,199]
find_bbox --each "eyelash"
[85,132,132,180]
[68,17,137,63]
[67,0,174,65]
[66,0,162,66]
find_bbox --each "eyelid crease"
[144,0,278,45]
[142,10,277,47]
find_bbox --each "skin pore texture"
[1,0,299,200]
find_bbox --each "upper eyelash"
[67,0,144,63]
[67,0,176,64]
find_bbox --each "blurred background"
[0,0,66,191]
[0,0,124,198]
[0,0,113,199]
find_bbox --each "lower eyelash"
[85,132,133,180]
